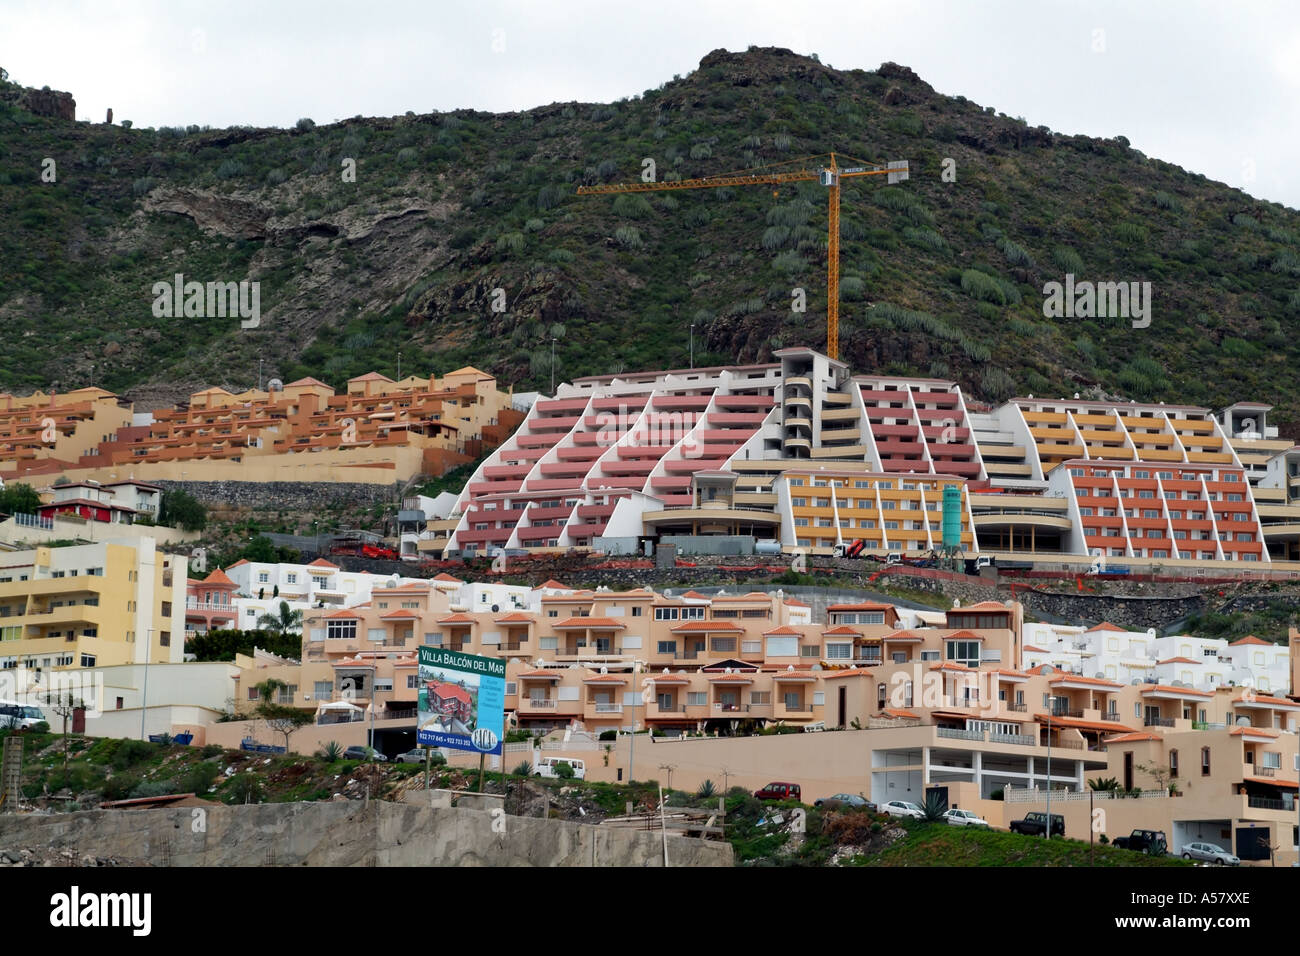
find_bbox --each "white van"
[0,700,47,729]
[533,756,586,780]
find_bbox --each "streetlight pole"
[550,338,557,396]
[689,324,695,369]
[139,627,153,741]
[628,661,640,786]
[397,351,402,382]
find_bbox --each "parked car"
[754,782,802,802]
[394,747,443,764]
[943,808,990,827]
[1182,842,1239,865]
[1009,812,1064,836]
[534,756,586,780]
[1113,829,1168,855]
[342,745,387,762]
[814,793,875,810]
[882,800,924,820]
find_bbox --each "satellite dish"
[1039,665,1052,676]
[267,378,283,392]
[492,604,500,613]
[1094,672,1106,679]
[1147,628,1156,639]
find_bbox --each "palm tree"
[257,600,303,637]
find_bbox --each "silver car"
[883,800,924,820]
[1182,842,1239,865]
[943,808,990,827]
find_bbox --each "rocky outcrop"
[142,187,272,240]
[0,85,75,121]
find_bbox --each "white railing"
[1005,786,1171,804]
[937,727,985,742]
[13,513,53,529]
[593,703,623,713]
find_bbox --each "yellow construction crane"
[576,152,908,360]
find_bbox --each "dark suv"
[1009,812,1065,836]
[342,745,387,762]
[1114,829,1168,855]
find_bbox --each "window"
[686,692,706,707]
[632,606,642,617]
[657,641,676,655]
[79,654,96,667]
[159,631,170,647]
[946,640,980,668]
[315,680,333,698]
[1201,747,1210,776]
[654,608,679,621]
[1261,752,1281,770]
[750,691,771,705]
[681,607,705,620]
[258,572,269,583]
[326,620,357,640]
[825,644,851,660]
[1169,749,1178,778]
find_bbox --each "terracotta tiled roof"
[1229,726,1280,737]
[1233,695,1300,708]
[1035,714,1135,732]
[1050,673,1124,688]
[436,613,477,624]
[949,601,1013,612]
[821,625,863,636]
[432,572,464,583]
[1229,635,1271,646]
[306,558,339,569]
[1140,684,1213,698]
[828,602,894,612]
[1085,621,1126,633]
[670,620,743,633]
[1156,657,1199,665]
[762,625,803,636]
[201,567,237,587]
[1103,732,1162,744]
[494,613,534,624]
[554,616,625,629]
[822,668,874,679]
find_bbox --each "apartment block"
[0,387,134,480]
[435,347,1294,570]
[0,537,186,673]
[0,368,524,486]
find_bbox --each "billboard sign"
[417,646,505,756]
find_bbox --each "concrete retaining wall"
[0,800,732,867]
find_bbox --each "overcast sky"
[3,0,1298,208]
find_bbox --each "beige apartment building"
[0,537,186,685]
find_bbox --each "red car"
[753,782,801,802]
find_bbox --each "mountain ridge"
[0,47,1297,427]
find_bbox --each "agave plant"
[320,740,343,762]
[512,761,533,777]
[921,791,949,823]
[697,779,717,799]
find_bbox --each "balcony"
[713,702,749,713]
[1144,716,1176,728]
[591,702,623,714]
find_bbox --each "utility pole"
[1045,711,1052,840]
[550,337,557,396]
[689,323,695,369]
[397,351,402,382]
[139,627,153,741]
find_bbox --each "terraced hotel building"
[443,347,1296,566]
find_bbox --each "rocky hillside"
[1,49,1298,421]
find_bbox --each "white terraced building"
[436,347,1298,567]
[1022,622,1292,703]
